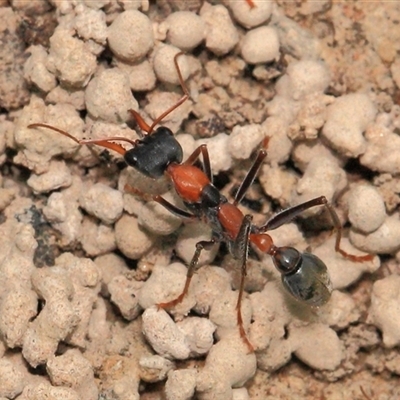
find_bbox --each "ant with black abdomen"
[28,52,373,351]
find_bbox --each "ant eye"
[273,247,301,275]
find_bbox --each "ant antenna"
[146,52,190,135]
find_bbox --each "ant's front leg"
[124,184,194,220]
[157,239,216,309]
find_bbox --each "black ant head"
[272,246,332,306]
[124,126,183,178]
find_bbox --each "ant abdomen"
[273,247,332,306]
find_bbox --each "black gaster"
[124,127,183,178]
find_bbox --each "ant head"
[272,246,332,306]
[124,126,183,178]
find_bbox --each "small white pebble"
[142,307,191,360]
[367,275,400,347]
[277,59,330,100]
[349,214,400,254]
[43,191,82,246]
[317,291,359,330]
[115,213,155,259]
[22,383,81,400]
[289,323,343,370]
[176,133,196,161]
[313,237,379,290]
[165,369,197,400]
[292,140,341,173]
[16,99,85,173]
[0,358,24,399]
[271,11,320,59]
[291,156,346,215]
[196,133,232,174]
[27,159,72,193]
[232,387,250,400]
[46,86,85,111]
[47,349,98,399]
[48,29,97,88]
[200,4,239,56]
[164,11,205,51]
[360,123,400,174]
[138,192,182,235]
[241,26,280,64]
[348,184,386,233]
[79,183,123,225]
[249,282,291,351]
[209,289,252,342]
[74,5,107,45]
[227,0,272,28]
[228,124,264,160]
[108,275,143,320]
[193,266,231,315]
[138,263,196,316]
[197,335,256,391]
[256,338,292,373]
[322,93,377,158]
[24,45,57,93]
[94,253,127,296]
[261,117,293,164]
[259,164,297,206]
[153,45,190,85]
[176,317,216,356]
[107,10,154,62]
[139,355,174,383]
[266,93,297,124]
[79,217,116,256]
[115,58,156,92]
[85,68,138,123]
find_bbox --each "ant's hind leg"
[259,196,373,262]
[323,201,374,262]
[231,214,254,352]
[157,239,216,309]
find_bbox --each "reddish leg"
[259,196,373,262]
[231,214,254,351]
[157,239,216,309]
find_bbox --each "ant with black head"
[28,52,373,351]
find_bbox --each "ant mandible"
[29,52,373,351]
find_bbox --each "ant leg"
[323,201,374,262]
[124,184,195,219]
[259,196,373,262]
[184,144,212,182]
[233,150,267,206]
[28,123,135,156]
[231,214,254,351]
[158,239,216,309]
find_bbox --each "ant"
[28,53,373,351]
